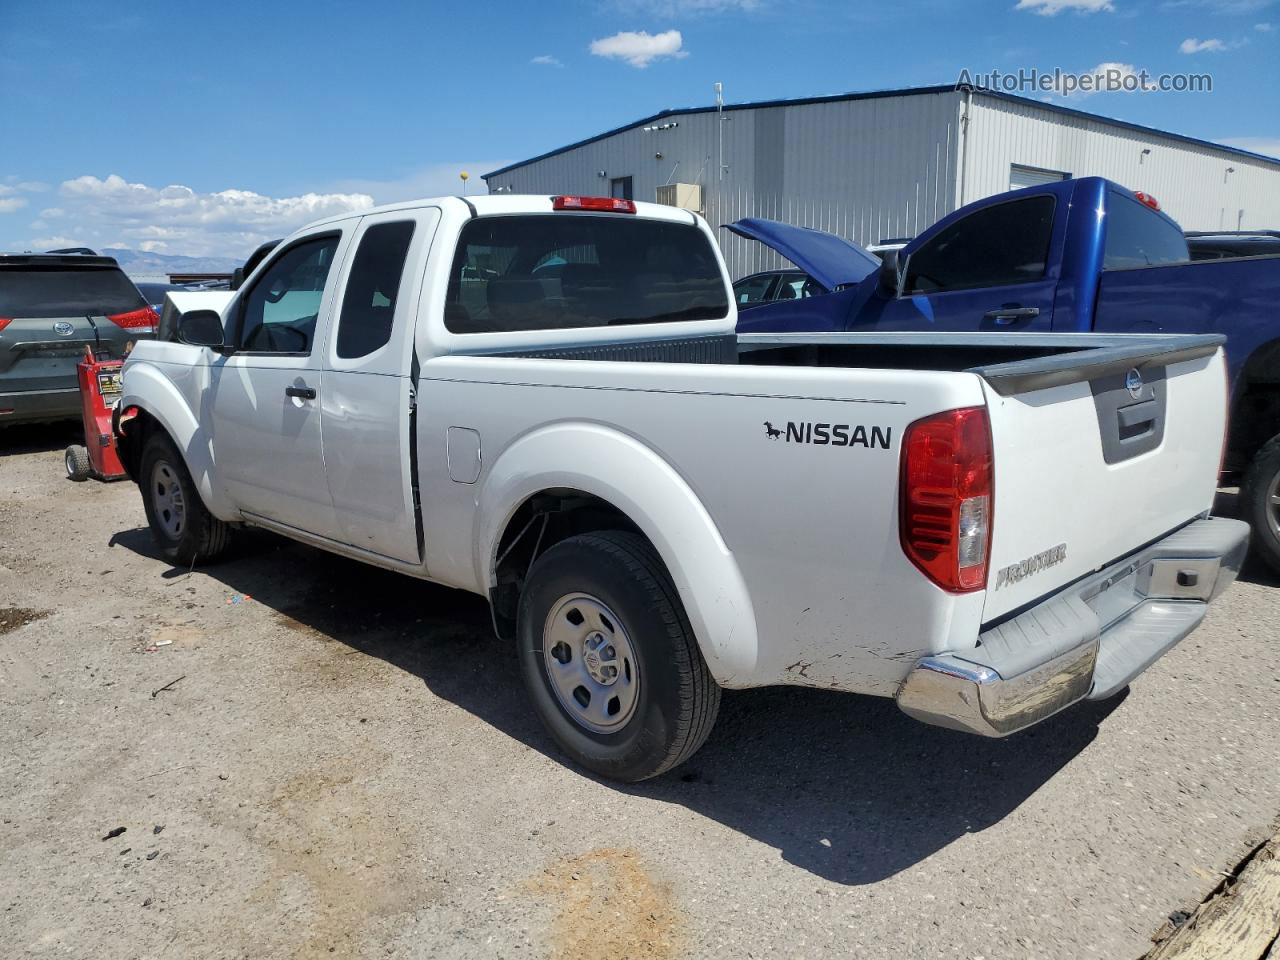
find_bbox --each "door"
[320,208,439,563]
[209,230,347,538]
[869,194,1060,332]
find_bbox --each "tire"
[517,531,721,782]
[65,445,92,482]
[1241,434,1280,575]
[139,432,231,566]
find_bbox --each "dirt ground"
[2,422,1279,959]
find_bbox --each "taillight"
[552,195,637,214]
[1134,191,1161,211]
[900,406,994,592]
[0,317,11,333]
[107,307,159,330]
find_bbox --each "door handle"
[285,386,317,400]
[984,306,1040,325]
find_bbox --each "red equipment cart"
[65,345,128,482]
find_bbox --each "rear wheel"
[139,433,230,566]
[1241,435,1280,574]
[516,531,721,782]
[64,445,92,482]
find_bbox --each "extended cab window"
[336,221,415,359]
[444,215,729,333]
[904,196,1055,295]
[1103,194,1189,270]
[239,234,339,353]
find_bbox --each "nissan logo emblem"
[1125,368,1144,400]
[53,321,76,337]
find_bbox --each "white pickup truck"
[114,194,1248,781]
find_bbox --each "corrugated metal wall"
[965,93,1280,231]
[484,91,961,278]
[485,89,1280,277]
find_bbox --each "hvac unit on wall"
[656,183,703,213]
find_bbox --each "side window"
[733,274,775,304]
[336,221,415,359]
[1103,194,1189,270]
[239,235,340,353]
[904,196,1056,295]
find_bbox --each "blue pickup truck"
[733,176,1280,573]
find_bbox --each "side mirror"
[177,309,229,351]
[230,266,245,291]
[878,249,903,298]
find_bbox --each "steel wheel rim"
[542,593,640,734]
[1268,469,1280,541]
[64,449,76,478]
[150,460,186,539]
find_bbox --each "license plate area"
[1137,558,1219,602]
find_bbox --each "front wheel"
[139,433,231,566]
[517,531,721,782]
[1241,435,1280,575]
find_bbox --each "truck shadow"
[113,526,1123,886]
[0,421,82,456]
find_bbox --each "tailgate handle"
[1117,399,1157,441]
[984,305,1040,325]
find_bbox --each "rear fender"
[476,422,759,685]
[117,361,237,519]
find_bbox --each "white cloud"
[7,173,375,258]
[606,0,759,13]
[531,54,564,66]
[0,179,46,213]
[1180,36,1228,50]
[326,161,510,204]
[1049,62,1157,97]
[590,29,688,67]
[1257,20,1275,28]
[1220,136,1280,158]
[1015,0,1115,14]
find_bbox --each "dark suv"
[1,252,156,426]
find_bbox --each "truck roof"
[297,194,702,235]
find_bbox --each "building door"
[610,176,633,201]
[1010,164,1069,191]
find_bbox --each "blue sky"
[1,0,1276,258]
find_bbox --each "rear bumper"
[0,386,81,425]
[896,517,1250,737]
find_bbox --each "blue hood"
[722,218,882,292]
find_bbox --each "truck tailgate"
[977,335,1227,623]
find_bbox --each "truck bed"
[493,329,1225,394]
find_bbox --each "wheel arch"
[116,363,237,519]
[476,422,759,685]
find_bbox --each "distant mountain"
[102,247,241,282]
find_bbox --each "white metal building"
[482,85,1280,278]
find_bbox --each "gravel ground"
[2,423,1278,960]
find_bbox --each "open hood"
[722,218,881,292]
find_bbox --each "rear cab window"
[444,215,729,333]
[1103,193,1189,270]
[0,265,147,318]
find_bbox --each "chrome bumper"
[896,517,1250,737]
